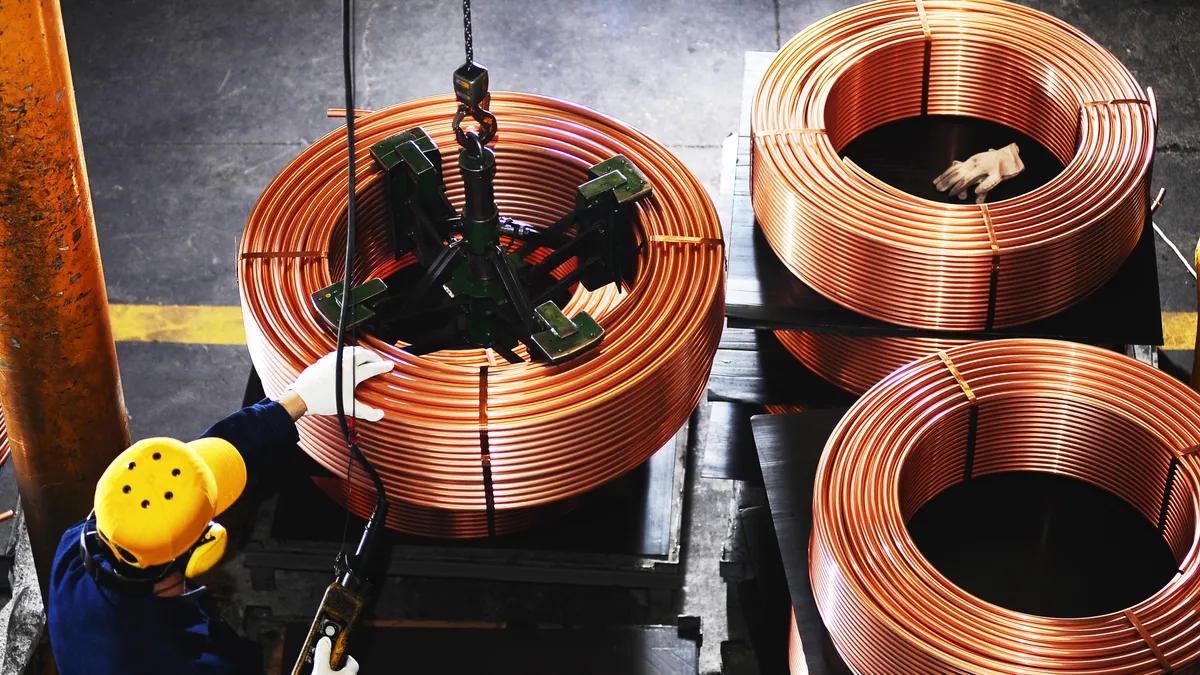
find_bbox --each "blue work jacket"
[48,399,299,675]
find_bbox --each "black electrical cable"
[334,0,387,580]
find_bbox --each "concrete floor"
[61,0,1200,443]
[43,0,1200,673]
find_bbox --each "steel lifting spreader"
[311,59,652,365]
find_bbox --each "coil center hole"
[328,148,640,359]
[838,116,1065,203]
[907,472,1181,618]
[900,397,1191,618]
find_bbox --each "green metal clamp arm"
[529,303,605,365]
[370,127,460,265]
[311,278,389,331]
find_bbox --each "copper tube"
[774,331,1121,395]
[0,0,131,587]
[811,339,1200,674]
[752,0,1156,331]
[764,405,807,414]
[774,332,968,395]
[326,108,374,119]
[239,93,725,537]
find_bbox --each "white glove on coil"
[933,142,1025,204]
[287,347,394,422]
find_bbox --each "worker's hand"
[287,347,394,422]
[312,637,360,675]
[933,143,1025,204]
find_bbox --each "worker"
[934,142,1025,203]
[47,347,393,675]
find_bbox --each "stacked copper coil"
[811,339,1200,674]
[239,92,725,537]
[774,332,968,394]
[752,0,1156,331]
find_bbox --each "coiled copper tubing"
[811,339,1200,674]
[774,331,1119,395]
[239,92,725,537]
[775,332,968,394]
[787,608,806,674]
[752,0,1156,331]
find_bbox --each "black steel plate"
[280,624,698,675]
[267,433,680,558]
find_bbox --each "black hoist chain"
[462,0,474,63]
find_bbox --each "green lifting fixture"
[311,61,651,365]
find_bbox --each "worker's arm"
[198,347,394,480]
[197,397,302,483]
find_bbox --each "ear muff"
[182,522,227,579]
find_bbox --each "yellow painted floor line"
[109,304,246,345]
[107,303,1198,351]
[1162,312,1196,351]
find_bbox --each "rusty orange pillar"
[0,0,130,590]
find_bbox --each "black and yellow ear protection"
[181,519,228,578]
[79,512,228,595]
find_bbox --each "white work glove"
[933,142,1025,204]
[312,636,359,675]
[288,347,394,422]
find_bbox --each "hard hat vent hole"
[152,452,162,460]
[122,485,131,494]
[164,492,174,500]
[141,500,150,509]
[172,469,181,477]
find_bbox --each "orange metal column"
[0,0,130,589]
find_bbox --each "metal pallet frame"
[242,418,691,593]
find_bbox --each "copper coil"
[773,331,1120,395]
[752,0,1156,331]
[787,608,806,675]
[811,339,1200,674]
[775,332,968,394]
[787,605,806,672]
[239,92,725,537]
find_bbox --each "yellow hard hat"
[94,437,247,568]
